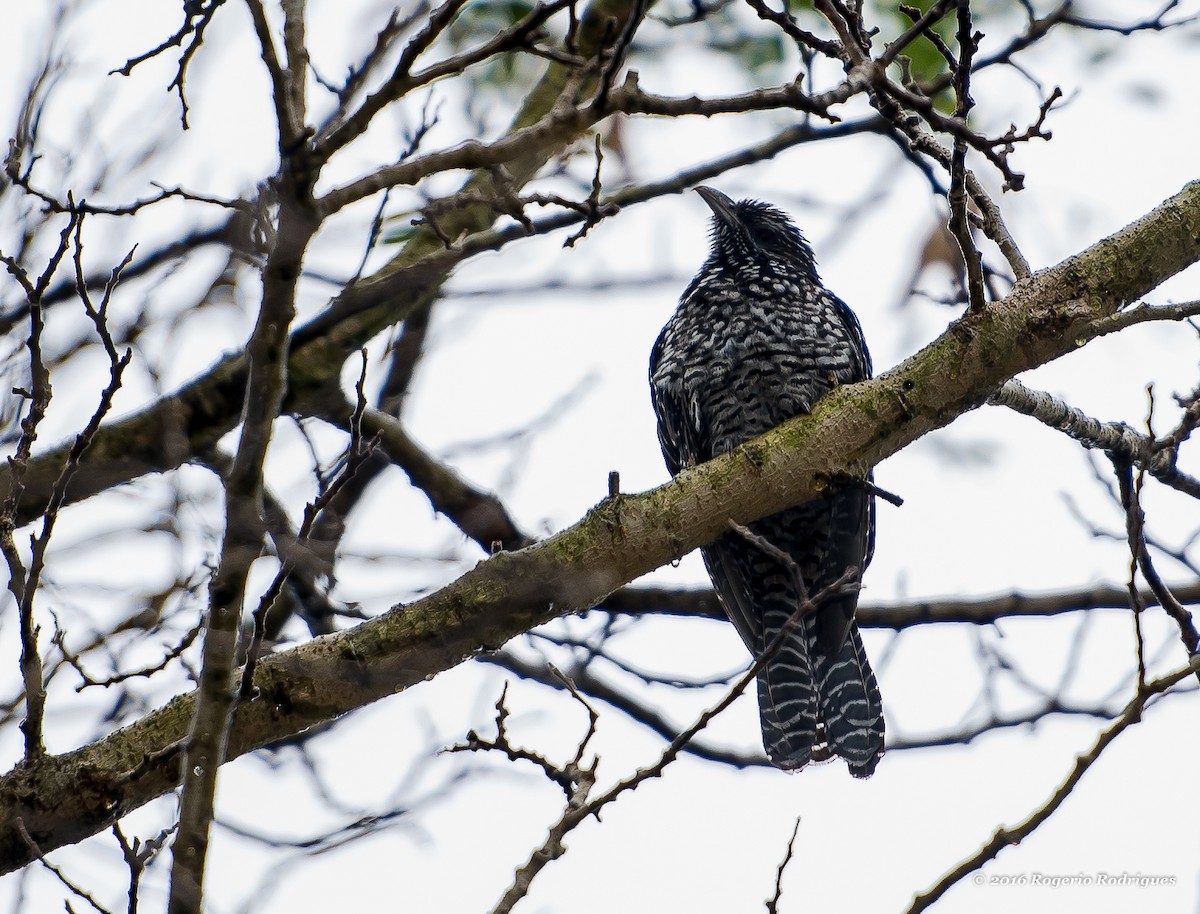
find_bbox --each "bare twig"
[563,135,615,247]
[990,378,1200,501]
[16,818,114,914]
[1090,298,1200,336]
[108,0,227,128]
[170,36,322,899]
[743,0,838,57]
[473,565,859,911]
[310,400,534,552]
[948,4,987,310]
[1,235,59,761]
[765,818,802,914]
[906,654,1200,913]
[482,649,770,767]
[813,0,1042,276]
[0,167,248,218]
[318,80,866,214]
[448,682,591,797]
[1114,456,1200,670]
[887,1,958,67]
[114,821,175,914]
[315,0,577,160]
[599,578,1200,628]
[238,354,380,700]
[1063,0,1194,36]
[55,618,203,692]
[4,213,135,761]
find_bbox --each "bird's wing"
[813,484,874,656]
[831,292,873,378]
[649,327,705,475]
[700,537,763,653]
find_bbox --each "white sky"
[1,2,1198,912]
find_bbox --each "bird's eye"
[750,225,780,251]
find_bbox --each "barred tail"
[815,622,885,777]
[756,600,820,770]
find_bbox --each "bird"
[649,186,884,776]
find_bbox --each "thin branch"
[905,655,1200,913]
[310,6,420,141]
[1114,456,1200,667]
[600,578,1200,628]
[593,0,648,112]
[109,0,227,127]
[1,175,249,218]
[813,0,1039,277]
[243,0,295,145]
[2,221,238,336]
[990,378,1200,500]
[563,135,614,247]
[238,354,380,701]
[15,819,113,914]
[1091,298,1200,336]
[1,222,64,761]
[612,77,843,120]
[1063,0,1194,36]
[315,0,576,160]
[948,3,986,309]
[742,0,838,57]
[482,650,770,767]
[448,682,591,797]
[318,80,869,215]
[885,1,958,66]
[55,619,203,692]
[377,300,432,416]
[5,214,134,761]
[484,569,858,912]
[765,818,802,914]
[309,400,533,551]
[169,49,321,901]
[114,821,175,914]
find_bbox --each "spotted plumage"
[649,186,884,776]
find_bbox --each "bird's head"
[694,185,818,280]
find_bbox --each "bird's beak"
[695,186,739,229]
